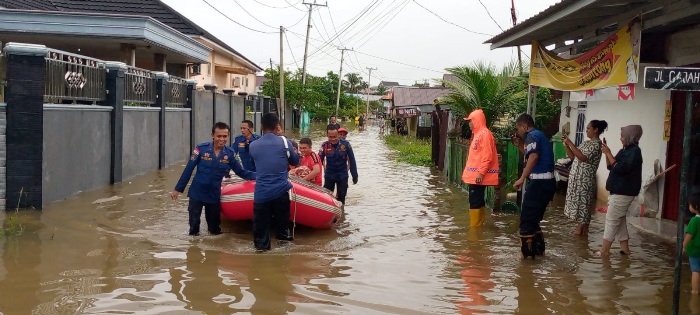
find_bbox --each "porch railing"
[44,50,106,103]
[165,76,187,107]
[124,66,156,106]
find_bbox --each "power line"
[284,31,301,69]
[476,0,504,31]
[354,0,410,50]
[284,0,306,11]
[233,0,277,29]
[355,51,443,73]
[252,0,302,9]
[309,0,383,57]
[411,0,492,36]
[202,0,277,34]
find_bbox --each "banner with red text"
[529,17,641,91]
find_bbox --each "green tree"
[440,62,526,128]
[375,85,388,95]
[345,73,363,93]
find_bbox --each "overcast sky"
[161,0,559,86]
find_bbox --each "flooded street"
[0,123,691,314]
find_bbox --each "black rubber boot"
[520,234,536,259]
[534,231,545,256]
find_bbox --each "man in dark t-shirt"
[512,113,556,259]
[327,115,340,130]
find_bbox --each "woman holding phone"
[562,120,608,235]
[598,125,643,255]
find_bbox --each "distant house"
[390,86,450,136]
[0,0,263,94]
[379,81,401,88]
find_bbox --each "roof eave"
[486,0,599,49]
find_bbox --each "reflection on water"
[0,122,690,314]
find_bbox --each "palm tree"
[375,85,388,95]
[344,73,363,93]
[440,62,526,128]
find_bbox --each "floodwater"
[0,122,693,314]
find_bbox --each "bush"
[383,135,432,167]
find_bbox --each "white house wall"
[559,65,671,202]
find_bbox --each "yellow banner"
[529,17,641,91]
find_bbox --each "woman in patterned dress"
[562,120,608,235]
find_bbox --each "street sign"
[644,67,700,91]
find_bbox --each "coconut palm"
[441,62,526,128]
[344,73,363,93]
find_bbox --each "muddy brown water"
[0,123,693,314]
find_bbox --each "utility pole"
[511,0,522,75]
[279,26,285,120]
[365,67,377,118]
[301,1,327,85]
[334,47,352,116]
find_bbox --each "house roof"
[392,87,450,107]
[379,81,400,87]
[483,0,680,50]
[0,0,263,71]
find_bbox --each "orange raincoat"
[461,109,499,186]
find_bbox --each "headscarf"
[621,125,643,145]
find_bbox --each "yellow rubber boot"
[477,207,486,226]
[469,209,484,227]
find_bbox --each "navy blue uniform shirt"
[249,133,300,203]
[174,142,257,204]
[232,133,260,171]
[319,139,358,180]
[524,128,554,174]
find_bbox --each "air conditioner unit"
[233,77,241,87]
[190,64,201,75]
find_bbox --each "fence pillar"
[104,62,127,184]
[154,72,168,169]
[223,88,235,145]
[204,84,217,124]
[186,79,196,150]
[4,43,48,209]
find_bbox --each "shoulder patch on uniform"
[311,152,319,163]
[192,148,200,155]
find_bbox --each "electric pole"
[334,47,352,117]
[279,26,285,121]
[301,1,327,85]
[511,0,522,75]
[365,67,376,118]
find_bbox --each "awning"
[215,63,254,75]
[394,107,420,118]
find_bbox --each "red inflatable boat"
[220,176,343,229]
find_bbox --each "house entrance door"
[664,91,700,221]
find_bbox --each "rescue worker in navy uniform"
[319,126,358,205]
[232,120,260,171]
[171,122,257,236]
[249,113,300,251]
[512,114,556,259]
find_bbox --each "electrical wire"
[309,0,383,56]
[202,0,277,34]
[252,0,302,9]
[284,0,306,12]
[233,0,278,29]
[284,31,301,69]
[354,0,410,50]
[411,0,492,36]
[355,51,443,73]
[476,0,505,31]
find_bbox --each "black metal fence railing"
[165,76,187,107]
[124,66,156,106]
[44,50,106,103]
